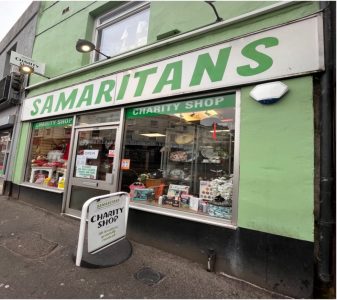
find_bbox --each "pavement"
[0,196,286,299]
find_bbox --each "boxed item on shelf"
[189,196,201,212]
[167,184,189,197]
[129,182,145,199]
[198,201,208,213]
[34,173,46,184]
[172,197,180,207]
[58,177,65,189]
[162,195,173,205]
[133,188,154,201]
[199,181,213,201]
[180,194,190,208]
[208,204,232,219]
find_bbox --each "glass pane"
[121,95,236,222]
[26,118,73,189]
[74,129,116,182]
[69,185,110,210]
[76,110,120,126]
[97,8,149,59]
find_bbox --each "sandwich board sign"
[75,192,130,266]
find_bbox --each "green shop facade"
[10,1,335,298]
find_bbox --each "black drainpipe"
[315,1,336,298]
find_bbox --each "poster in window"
[76,155,87,166]
[76,165,97,179]
[121,159,130,170]
[83,150,99,159]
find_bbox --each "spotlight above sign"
[76,39,111,59]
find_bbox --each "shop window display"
[25,118,73,190]
[0,131,11,176]
[121,95,237,222]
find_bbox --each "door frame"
[64,123,123,217]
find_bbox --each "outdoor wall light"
[19,65,50,79]
[205,1,223,23]
[76,39,111,59]
[19,65,34,74]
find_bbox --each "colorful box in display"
[133,188,154,201]
[208,204,232,219]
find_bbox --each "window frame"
[93,1,150,62]
[120,90,241,229]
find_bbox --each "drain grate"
[134,267,164,286]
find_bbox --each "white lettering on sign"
[21,16,323,121]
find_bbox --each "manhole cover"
[134,267,164,286]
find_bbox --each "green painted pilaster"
[12,123,30,184]
[238,76,314,241]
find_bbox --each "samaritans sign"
[22,16,323,121]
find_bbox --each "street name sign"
[10,51,46,75]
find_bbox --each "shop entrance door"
[65,126,120,216]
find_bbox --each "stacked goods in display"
[127,125,234,220]
[129,174,233,220]
[29,149,68,188]
[27,118,72,189]
[208,176,233,219]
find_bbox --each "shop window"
[0,131,12,176]
[95,2,150,61]
[121,94,237,223]
[25,118,73,190]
